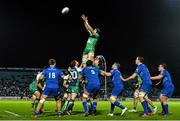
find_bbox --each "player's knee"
[139,92,145,99]
[110,96,116,103]
[40,98,45,104]
[83,93,89,99]
[92,95,98,100]
[54,96,60,101]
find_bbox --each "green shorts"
[83,47,95,55]
[67,86,79,93]
[30,87,38,95]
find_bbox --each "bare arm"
[151,75,163,80]
[100,70,112,76]
[81,14,96,36]
[123,73,137,81]
[120,76,126,81]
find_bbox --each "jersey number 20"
[70,71,78,80]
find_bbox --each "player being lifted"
[29,72,45,112]
[151,63,174,116]
[63,60,81,115]
[34,59,65,118]
[81,14,100,67]
[123,57,155,116]
[101,62,128,116]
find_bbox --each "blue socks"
[114,101,125,110]
[82,101,88,112]
[163,104,169,115]
[145,101,152,113]
[92,102,97,111]
[141,101,148,114]
[110,103,115,113]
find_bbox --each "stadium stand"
[0,67,162,99]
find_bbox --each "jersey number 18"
[49,72,56,79]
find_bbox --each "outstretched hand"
[81,14,88,22]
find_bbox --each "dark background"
[0,0,179,96]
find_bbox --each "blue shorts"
[86,84,100,95]
[140,83,151,93]
[111,86,124,96]
[161,86,174,98]
[42,87,60,97]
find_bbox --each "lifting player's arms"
[34,59,65,118]
[101,62,128,116]
[151,63,174,116]
[123,57,157,116]
[81,14,100,67]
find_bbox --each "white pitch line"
[4,110,21,117]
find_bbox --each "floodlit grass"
[0,100,180,120]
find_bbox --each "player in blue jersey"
[101,62,127,116]
[123,57,155,116]
[151,63,174,116]
[80,60,102,116]
[34,59,65,117]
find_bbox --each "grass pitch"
[0,100,180,120]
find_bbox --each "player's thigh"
[52,88,61,97]
[110,96,117,103]
[140,84,151,93]
[42,87,51,96]
[134,89,140,99]
[111,86,123,97]
[71,93,77,100]
[87,52,95,60]
[160,94,168,102]
[34,90,41,99]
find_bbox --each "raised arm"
[81,14,96,36]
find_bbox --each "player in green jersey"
[29,72,45,112]
[63,60,81,115]
[81,14,100,67]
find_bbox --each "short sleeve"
[110,70,114,75]
[81,68,85,76]
[59,69,64,77]
[135,66,141,75]
[159,70,165,77]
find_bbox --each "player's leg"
[160,95,168,115]
[81,49,88,68]
[129,89,139,112]
[109,87,127,116]
[34,87,50,117]
[53,88,63,117]
[144,95,158,113]
[68,93,77,113]
[31,94,36,111]
[33,91,41,111]
[139,84,153,116]
[91,92,99,116]
[34,94,47,117]
[63,93,71,114]
[61,93,68,110]
[139,91,151,116]
[87,51,95,62]
[82,90,90,116]
[160,87,174,116]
